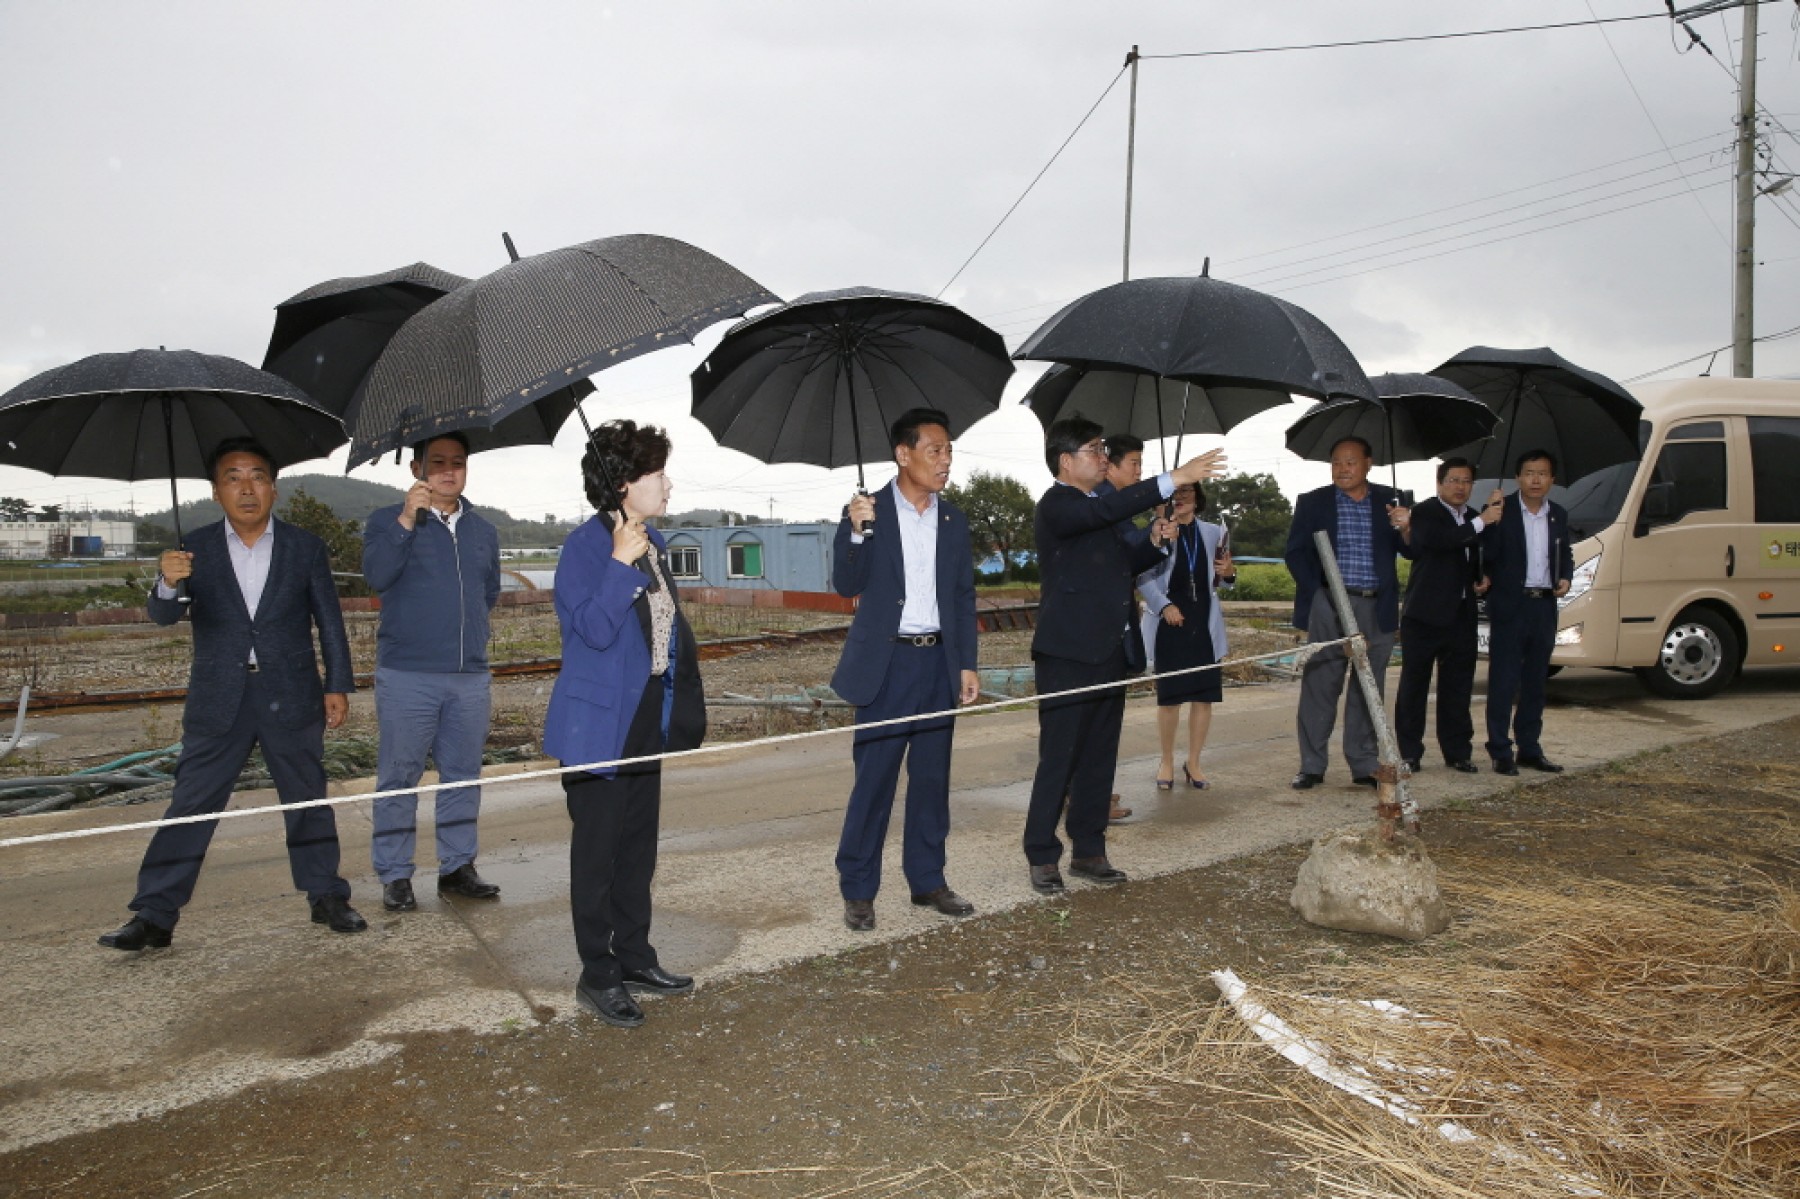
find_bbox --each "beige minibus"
[1498,376,1800,698]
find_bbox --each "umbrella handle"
[856,488,875,538]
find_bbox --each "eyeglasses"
[1074,445,1109,459]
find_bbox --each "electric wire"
[1584,0,1733,247]
[936,63,1128,299]
[1137,10,1674,59]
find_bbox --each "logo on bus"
[1769,537,1800,569]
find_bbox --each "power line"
[1584,0,1733,247]
[1138,10,1674,61]
[1622,320,1800,382]
[1230,159,1730,286]
[936,62,1129,298]
[1263,186,1703,294]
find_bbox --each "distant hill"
[138,473,578,548]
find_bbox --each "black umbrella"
[1285,372,1500,487]
[690,287,1013,498]
[0,349,347,601]
[1021,363,1289,464]
[354,233,777,461]
[261,260,593,468]
[1016,273,1373,396]
[1430,346,1641,484]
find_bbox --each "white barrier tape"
[0,637,1345,851]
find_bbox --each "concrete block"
[1290,826,1451,942]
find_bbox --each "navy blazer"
[1402,497,1483,627]
[1478,493,1574,623]
[542,520,705,777]
[1285,482,1410,634]
[147,518,355,739]
[1032,477,1169,664]
[830,483,978,708]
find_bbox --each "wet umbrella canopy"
[690,286,1012,490]
[0,349,347,601]
[1014,274,1374,404]
[262,260,592,468]
[1285,372,1499,484]
[1431,346,1641,483]
[352,233,777,462]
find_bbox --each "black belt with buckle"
[893,632,940,647]
[1522,587,1555,599]
[1342,587,1379,598]
[245,661,260,673]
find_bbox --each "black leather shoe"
[911,886,975,917]
[1068,857,1127,884]
[1447,759,1479,774]
[623,965,694,996]
[98,916,171,951]
[310,894,369,933]
[1519,755,1565,773]
[1350,775,1380,788]
[576,981,644,1027]
[382,879,417,912]
[844,899,875,931]
[437,863,500,899]
[1029,864,1066,895]
[1401,758,1422,773]
[1492,757,1519,776]
[1291,772,1325,790]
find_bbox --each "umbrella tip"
[502,232,520,263]
[1200,258,1210,278]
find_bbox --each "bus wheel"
[1634,607,1740,699]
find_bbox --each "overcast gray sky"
[2,1,1796,522]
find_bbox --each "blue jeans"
[371,667,492,881]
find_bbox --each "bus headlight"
[1558,552,1601,609]
[1555,623,1584,646]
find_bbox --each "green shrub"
[1225,563,1296,602]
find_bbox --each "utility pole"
[1122,44,1140,282]
[1732,0,1758,376]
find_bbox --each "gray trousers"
[1296,595,1394,777]
[371,667,492,881]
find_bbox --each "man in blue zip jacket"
[362,432,504,912]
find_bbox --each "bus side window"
[1748,417,1800,523]
[1636,436,1727,535]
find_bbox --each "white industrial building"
[0,519,137,560]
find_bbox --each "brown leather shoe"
[910,886,974,917]
[1029,864,1066,895]
[844,899,875,931]
[1069,856,1128,884]
[1108,793,1133,823]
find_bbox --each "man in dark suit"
[1394,457,1505,773]
[1480,449,1574,775]
[1096,433,1149,823]
[831,408,981,931]
[98,438,362,950]
[1023,417,1224,895]
[1285,436,1411,790]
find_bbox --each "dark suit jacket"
[542,522,706,776]
[1032,477,1168,664]
[1402,497,1483,627]
[1478,493,1574,623]
[1285,482,1410,634]
[830,485,979,708]
[147,518,354,739]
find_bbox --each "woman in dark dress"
[1136,484,1236,788]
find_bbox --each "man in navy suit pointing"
[831,409,981,932]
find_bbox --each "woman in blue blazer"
[543,420,706,1029]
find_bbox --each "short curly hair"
[581,420,672,515]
